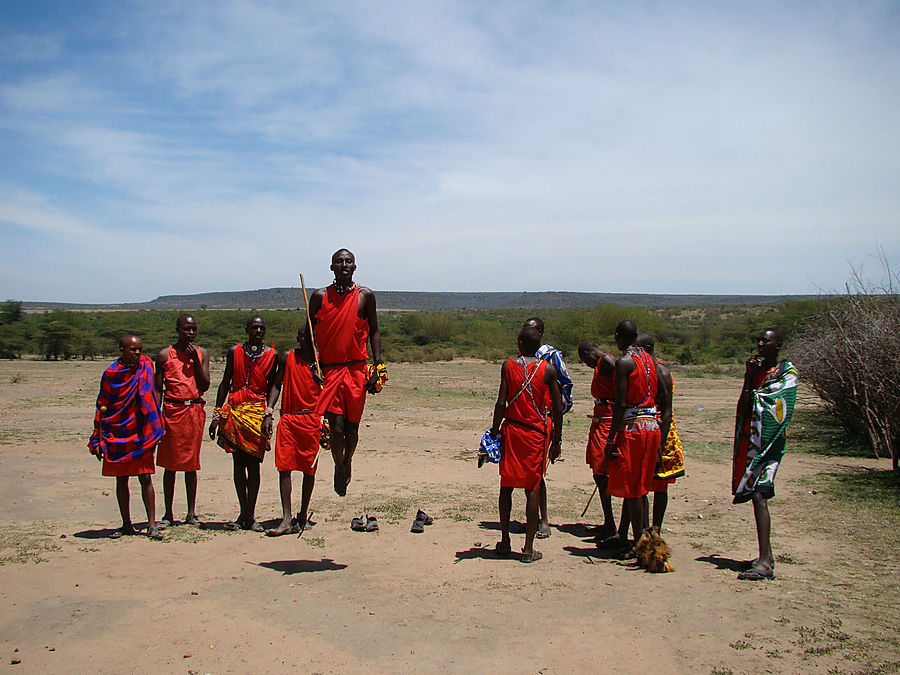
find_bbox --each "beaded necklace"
[333,282,357,295]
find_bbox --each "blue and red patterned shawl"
[88,354,163,462]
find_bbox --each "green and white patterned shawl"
[733,360,799,504]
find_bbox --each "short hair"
[523,316,544,334]
[615,320,638,344]
[635,332,655,355]
[517,326,542,354]
[332,248,355,264]
[763,328,784,347]
[577,340,598,357]
[246,314,265,329]
[176,313,195,328]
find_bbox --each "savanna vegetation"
[1,297,822,366]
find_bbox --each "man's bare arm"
[262,350,288,439]
[154,348,168,400]
[362,287,381,363]
[490,362,508,435]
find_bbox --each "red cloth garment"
[608,348,661,499]
[585,358,616,475]
[89,354,163,477]
[217,345,277,459]
[314,285,371,422]
[157,346,206,471]
[275,351,322,475]
[500,358,550,490]
[315,286,369,365]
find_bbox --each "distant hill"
[22,288,819,311]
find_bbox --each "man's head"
[118,335,143,365]
[634,332,655,356]
[756,328,783,361]
[246,314,267,343]
[577,340,603,368]
[523,317,545,335]
[331,249,357,285]
[517,326,542,357]
[176,314,198,344]
[614,320,638,351]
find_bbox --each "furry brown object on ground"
[636,527,674,573]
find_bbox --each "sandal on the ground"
[495,540,512,556]
[350,516,366,532]
[520,550,543,564]
[415,509,434,526]
[737,567,775,581]
[536,523,551,539]
[365,515,379,532]
[411,518,425,533]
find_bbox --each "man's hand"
[208,419,218,440]
[262,415,273,439]
[183,343,200,361]
[605,437,621,459]
[549,440,561,464]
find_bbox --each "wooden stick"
[580,484,598,518]
[298,274,322,379]
[94,405,107,461]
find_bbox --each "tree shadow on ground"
[254,559,348,575]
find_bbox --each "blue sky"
[1,1,898,302]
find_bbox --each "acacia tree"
[790,257,900,470]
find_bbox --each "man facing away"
[732,329,798,580]
[155,314,210,527]
[263,328,322,536]
[88,335,164,540]
[522,317,573,540]
[306,249,384,502]
[604,320,670,553]
[490,326,562,563]
[210,315,278,532]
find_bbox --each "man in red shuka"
[490,326,562,563]
[306,249,383,499]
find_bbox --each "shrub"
[790,259,900,469]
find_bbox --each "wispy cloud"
[0,1,898,301]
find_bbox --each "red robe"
[585,358,616,475]
[275,351,322,475]
[314,285,370,423]
[157,346,206,472]
[608,348,661,499]
[500,358,550,490]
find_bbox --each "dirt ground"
[1,358,898,674]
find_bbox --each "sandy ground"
[1,358,898,674]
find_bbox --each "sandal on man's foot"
[245,521,264,533]
[536,523,551,539]
[737,566,774,581]
[350,516,366,532]
[184,514,202,527]
[520,550,543,564]
[146,527,164,541]
[415,509,434,526]
[365,515,379,532]
[109,524,135,539]
[495,540,512,557]
[159,518,173,529]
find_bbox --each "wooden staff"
[580,484,598,518]
[93,405,107,461]
[298,274,322,380]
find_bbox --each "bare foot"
[333,464,346,496]
[266,519,299,536]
